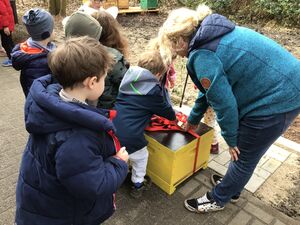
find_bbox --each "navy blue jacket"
[11,40,53,97]
[15,75,128,225]
[113,66,176,154]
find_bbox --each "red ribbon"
[145,112,201,173]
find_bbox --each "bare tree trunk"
[49,0,60,15]
[60,0,67,17]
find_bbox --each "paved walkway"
[0,63,299,225]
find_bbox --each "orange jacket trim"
[20,42,44,54]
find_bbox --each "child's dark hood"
[11,39,55,70]
[25,75,115,134]
[188,14,235,54]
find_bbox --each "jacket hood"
[25,75,115,134]
[11,40,54,70]
[188,14,235,54]
[119,66,160,95]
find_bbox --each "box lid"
[145,122,212,151]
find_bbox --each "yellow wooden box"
[117,0,129,9]
[145,123,213,195]
[104,0,117,8]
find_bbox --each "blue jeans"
[211,107,300,206]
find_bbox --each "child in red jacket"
[0,0,14,66]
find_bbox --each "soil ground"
[11,0,300,219]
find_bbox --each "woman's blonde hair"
[159,4,212,64]
[147,37,176,67]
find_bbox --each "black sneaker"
[130,175,152,199]
[184,192,224,213]
[211,174,223,186]
[211,174,240,203]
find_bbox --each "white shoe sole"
[184,200,224,213]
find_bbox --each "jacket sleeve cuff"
[107,156,128,168]
[188,113,202,125]
[223,135,237,147]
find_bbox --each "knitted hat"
[23,8,54,41]
[64,11,102,40]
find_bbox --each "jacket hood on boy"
[119,66,160,96]
[25,75,115,134]
[188,13,235,54]
[12,39,55,71]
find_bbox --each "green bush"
[178,0,234,14]
[177,0,300,27]
[254,0,300,26]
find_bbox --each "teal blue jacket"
[187,14,300,147]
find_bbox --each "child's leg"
[204,107,219,154]
[129,146,148,184]
[0,29,14,59]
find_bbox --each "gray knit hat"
[23,8,54,41]
[64,11,102,40]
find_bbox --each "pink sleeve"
[167,63,176,82]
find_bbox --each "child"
[148,37,177,105]
[113,50,176,198]
[0,0,15,66]
[64,10,129,109]
[64,11,102,40]
[15,36,129,225]
[11,8,56,97]
[92,10,129,109]
[192,85,219,154]
[204,107,219,154]
[166,63,176,89]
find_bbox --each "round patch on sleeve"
[200,78,211,89]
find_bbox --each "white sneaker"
[184,192,224,213]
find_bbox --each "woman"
[158,4,300,213]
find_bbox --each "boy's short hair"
[137,50,167,75]
[22,8,54,41]
[48,36,113,88]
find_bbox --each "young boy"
[11,8,56,97]
[15,36,129,225]
[113,50,176,198]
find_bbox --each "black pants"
[0,29,14,59]
[10,0,18,24]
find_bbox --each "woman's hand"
[229,146,240,161]
[184,122,198,131]
[4,27,10,36]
